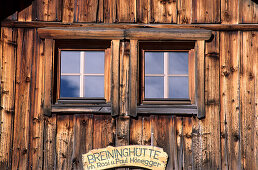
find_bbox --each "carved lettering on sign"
[82,145,168,170]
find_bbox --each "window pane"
[145,52,164,74]
[84,51,105,74]
[60,75,80,97]
[169,52,188,74]
[61,51,80,73]
[169,77,189,98]
[145,76,164,98]
[84,76,104,97]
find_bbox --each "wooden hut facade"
[0,0,257,169]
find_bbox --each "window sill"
[137,104,197,115]
[52,98,111,114]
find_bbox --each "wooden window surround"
[38,27,210,118]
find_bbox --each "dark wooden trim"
[129,40,138,117]
[111,40,120,116]
[137,105,197,114]
[52,104,111,114]
[196,40,205,119]
[2,21,258,31]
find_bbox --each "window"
[53,40,111,105]
[60,50,105,98]
[139,41,196,106]
[38,27,209,117]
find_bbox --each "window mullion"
[80,51,85,97]
[164,52,169,98]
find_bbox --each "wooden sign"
[82,145,168,170]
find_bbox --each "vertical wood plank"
[221,0,239,24]
[117,0,136,22]
[56,115,74,170]
[0,27,15,169]
[220,31,241,170]
[12,28,34,170]
[72,114,93,169]
[196,40,205,118]
[43,115,57,169]
[111,40,120,116]
[137,0,149,23]
[97,0,104,22]
[18,5,33,21]
[28,32,45,170]
[182,117,193,169]
[240,31,256,170]
[239,0,258,24]
[151,0,177,23]
[93,115,115,148]
[43,39,54,116]
[62,0,75,23]
[177,0,192,24]
[192,0,220,23]
[202,31,221,169]
[75,0,98,22]
[116,116,130,146]
[191,117,202,169]
[254,31,258,170]
[129,40,138,117]
[151,116,175,169]
[104,0,117,23]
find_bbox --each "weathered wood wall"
[0,0,257,169]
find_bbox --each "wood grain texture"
[33,0,61,21]
[18,5,33,21]
[38,27,124,39]
[192,0,220,23]
[111,40,120,116]
[0,27,15,169]
[62,0,75,23]
[202,31,221,169]
[196,40,205,118]
[150,0,177,23]
[56,115,74,170]
[177,0,192,24]
[28,32,44,170]
[117,0,136,22]
[72,114,93,169]
[43,115,57,169]
[129,40,138,117]
[240,31,257,170]
[93,115,115,148]
[136,0,149,23]
[12,29,34,169]
[221,0,239,24]
[220,31,241,170]
[103,0,117,23]
[3,21,258,31]
[75,0,98,22]
[239,0,258,24]
[43,39,54,116]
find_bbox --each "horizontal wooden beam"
[126,28,211,40]
[2,21,258,31]
[38,27,211,40]
[38,27,125,39]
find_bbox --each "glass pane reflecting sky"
[61,51,80,73]
[169,77,189,98]
[84,51,105,74]
[145,52,164,74]
[169,52,188,74]
[145,76,164,98]
[84,76,104,97]
[60,75,80,97]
